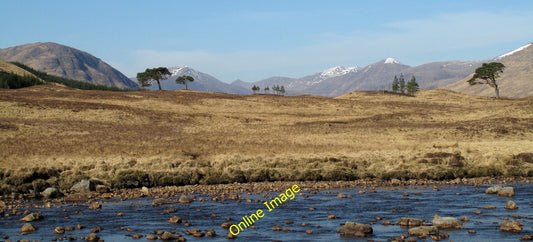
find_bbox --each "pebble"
[272,225,283,231]
[221,222,232,229]
[327,214,337,219]
[337,193,347,198]
[54,226,65,234]
[306,230,313,234]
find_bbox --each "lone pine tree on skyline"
[468,62,505,98]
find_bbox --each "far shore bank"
[1,177,531,204]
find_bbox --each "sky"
[1,0,533,83]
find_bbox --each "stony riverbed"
[1,182,532,241]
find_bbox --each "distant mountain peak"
[495,43,532,60]
[384,57,400,64]
[320,66,359,78]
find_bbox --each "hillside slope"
[0,42,138,89]
[445,43,533,98]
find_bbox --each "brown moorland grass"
[0,85,532,194]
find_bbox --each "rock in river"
[85,232,100,241]
[500,221,523,233]
[337,222,373,237]
[498,187,515,197]
[432,216,463,229]
[21,223,37,234]
[505,201,518,210]
[19,212,43,222]
[41,187,63,199]
[179,194,194,203]
[486,185,503,194]
[152,198,176,206]
[408,226,439,236]
[395,217,423,227]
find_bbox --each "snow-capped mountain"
[384,57,400,64]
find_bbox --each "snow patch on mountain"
[320,66,359,78]
[168,66,190,76]
[496,43,532,60]
[384,57,400,64]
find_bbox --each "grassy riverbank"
[0,85,532,194]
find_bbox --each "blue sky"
[1,1,532,83]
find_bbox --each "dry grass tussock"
[1,85,532,193]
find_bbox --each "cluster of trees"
[0,71,43,89]
[391,73,419,95]
[137,67,194,90]
[4,62,127,91]
[251,85,286,95]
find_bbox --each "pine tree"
[398,73,405,94]
[251,85,259,94]
[406,75,420,95]
[280,86,285,96]
[392,75,399,93]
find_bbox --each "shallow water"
[1,183,532,241]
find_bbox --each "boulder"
[71,179,94,193]
[41,187,63,199]
[337,222,373,237]
[21,223,37,233]
[485,185,503,194]
[505,201,518,210]
[160,231,178,240]
[19,212,43,222]
[395,217,424,227]
[498,187,515,197]
[179,194,194,203]
[408,226,439,236]
[500,221,523,232]
[432,216,463,229]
